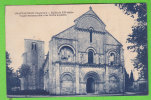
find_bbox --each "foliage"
[6,51,20,91]
[6,51,11,67]
[19,64,32,90]
[125,70,130,91]
[125,70,134,91]
[6,51,13,78]
[129,71,134,85]
[19,64,31,78]
[6,51,13,91]
[116,3,148,79]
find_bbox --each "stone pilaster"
[55,63,60,94]
[105,66,110,93]
[75,65,79,94]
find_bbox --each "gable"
[75,15,106,32]
[74,7,106,32]
[105,31,122,46]
[52,7,122,46]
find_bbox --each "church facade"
[22,7,125,95]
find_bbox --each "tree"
[129,71,134,86]
[125,70,130,91]
[6,51,13,91]
[19,64,31,90]
[6,51,20,92]
[6,51,13,78]
[116,3,148,79]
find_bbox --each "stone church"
[21,7,125,95]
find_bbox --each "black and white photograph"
[5,4,148,97]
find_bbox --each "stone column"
[55,63,60,94]
[75,65,79,94]
[105,66,110,93]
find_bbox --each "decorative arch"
[84,71,100,82]
[109,73,120,82]
[84,71,100,93]
[60,72,74,94]
[86,47,97,54]
[107,49,118,56]
[60,72,74,82]
[58,44,76,54]
[109,74,120,93]
[107,49,118,65]
[86,47,96,64]
[58,44,75,62]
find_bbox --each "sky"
[5,4,139,80]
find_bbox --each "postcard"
[5,4,148,97]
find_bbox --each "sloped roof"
[105,30,122,46]
[53,25,75,38]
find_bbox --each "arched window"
[109,52,116,65]
[32,42,37,51]
[89,27,93,43]
[31,42,38,64]
[88,50,94,64]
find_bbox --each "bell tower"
[22,39,45,90]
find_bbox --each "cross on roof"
[89,6,92,10]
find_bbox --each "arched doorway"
[86,77,95,93]
[84,71,100,94]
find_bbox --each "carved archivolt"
[60,72,74,82]
[84,71,100,83]
[58,45,75,62]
